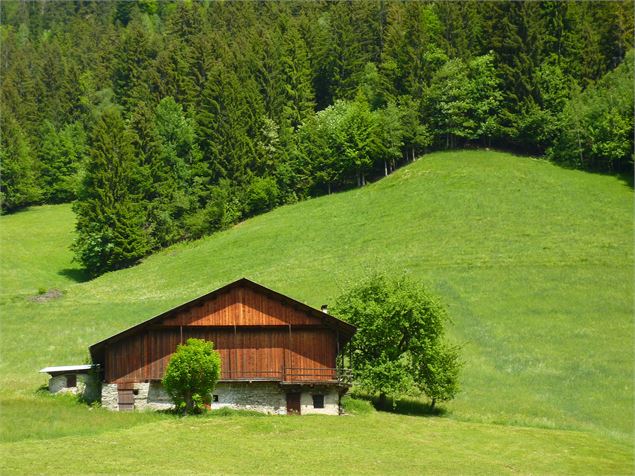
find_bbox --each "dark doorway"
[66,374,76,388]
[286,392,301,415]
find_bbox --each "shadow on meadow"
[351,393,447,417]
[58,267,90,283]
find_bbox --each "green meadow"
[0,150,632,474]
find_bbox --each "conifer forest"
[1,1,633,276]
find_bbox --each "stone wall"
[140,382,173,411]
[101,382,174,411]
[101,383,118,410]
[300,388,340,415]
[212,382,287,414]
[100,380,343,415]
[48,375,70,394]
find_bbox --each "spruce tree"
[280,23,315,131]
[73,108,150,276]
[39,121,86,203]
[112,16,156,112]
[0,113,41,213]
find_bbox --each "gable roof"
[89,278,355,362]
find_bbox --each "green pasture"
[0,150,632,473]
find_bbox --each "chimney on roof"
[321,304,328,313]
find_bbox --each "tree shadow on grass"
[353,393,447,417]
[58,267,90,283]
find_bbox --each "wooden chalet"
[89,278,356,414]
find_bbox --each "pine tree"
[39,121,86,203]
[112,16,156,112]
[150,39,197,113]
[380,2,447,101]
[280,23,315,131]
[484,1,544,139]
[0,113,41,213]
[73,108,150,276]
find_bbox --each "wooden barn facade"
[89,278,356,415]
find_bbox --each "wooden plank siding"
[161,287,316,327]
[104,288,341,384]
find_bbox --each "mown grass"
[0,150,632,473]
[1,399,632,475]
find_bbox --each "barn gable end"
[160,285,320,327]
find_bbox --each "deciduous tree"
[333,273,461,409]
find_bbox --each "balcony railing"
[220,367,353,385]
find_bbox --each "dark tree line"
[1,1,632,275]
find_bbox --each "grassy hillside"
[1,150,632,473]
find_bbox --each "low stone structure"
[40,365,101,403]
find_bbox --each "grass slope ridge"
[1,150,632,473]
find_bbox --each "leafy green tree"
[398,96,433,163]
[197,65,265,185]
[549,49,634,172]
[373,102,404,176]
[163,338,221,415]
[333,273,461,409]
[436,0,484,60]
[424,54,501,147]
[342,95,377,186]
[73,108,150,276]
[150,39,197,113]
[243,175,281,217]
[295,102,347,195]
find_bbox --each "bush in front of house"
[162,338,221,415]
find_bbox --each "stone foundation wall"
[101,382,174,411]
[100,380,343,415]
[101,383,118,410]
[140,382,173,411]
[212,382,287,414]
[300,388,340,415]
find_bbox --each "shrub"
[162,338,221,415]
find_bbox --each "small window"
[213,395,219,403]
[132,389,139,396]
[66,375,76,388]
[312,394,324,409]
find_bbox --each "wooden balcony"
[219,367,353,386]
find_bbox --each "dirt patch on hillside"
[29,289,64,303]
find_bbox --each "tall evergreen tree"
[0,113,41,213]
[280,22,315,131]
[39,121,86,203]
[73,108,150,276]
[112,16,156,112]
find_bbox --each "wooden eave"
[89,278,356,363]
